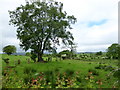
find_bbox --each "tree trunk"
[37,53,44,62]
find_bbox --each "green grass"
[1,54,119,88]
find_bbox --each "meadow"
[1,54,119,88]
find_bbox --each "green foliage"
[96,51,102,56]
[23,75,32,84]
[106,43,119,59]
[88,69,99,76]
[113,69,120,78]
[3,45,16,55]
[95,64,115,71]
[79,53,90,60]
[24,66,37,74]
[25,52,31,56]
[65,69,74,77]
[2,58,9,64]
[30,50,37,62]
[104,66,115,71]
[9,1,76,62]
[59,50,76,59]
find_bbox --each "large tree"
[9,1,76,62]
[3,45,16,55]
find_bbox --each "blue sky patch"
[87,19,108,27]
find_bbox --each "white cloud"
[0,0,118,53]
[63,0,118,52]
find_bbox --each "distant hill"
[77,52,96,54]
[0,52,26,55]
[1,51,106,55]
[12,52,26,55]
[77,52,106,54]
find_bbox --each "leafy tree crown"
[9,1,76,53]
[3,45,16,55]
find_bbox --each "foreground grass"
[1,54,119,88]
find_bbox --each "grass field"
[1,54,119,88]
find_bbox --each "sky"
[0,0,119,53]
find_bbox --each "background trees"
[3,45,16,55]
[96,51,102,56]
[25,52,31,56]
[9,1,76,62]
[106,43,119,59]
[58,50,76,59]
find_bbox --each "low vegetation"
[1,54,119,88]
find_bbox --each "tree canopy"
[9,1,77,62]
[3,45,16,55]
[96,51,102,56]
[58,50,76,59]
[106,43,119,59]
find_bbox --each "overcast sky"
[0,0,119,53]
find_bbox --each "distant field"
[1,54,119,88]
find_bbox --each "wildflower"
[32,78,34,80]
[90,76,94,79]
[38,76,43,79]
[96,80,102,85]
[65,79,68,81]
[85,77,89,80]
[32,79,38,85]
[112,86,117,88]
[39,72,44,75]
[32,79,37,82]
[63,72,66,76]
[99,82,102,85]
[57,73,60,77]
[96,81,99,84]
[76,71,79,74]
[89,72,92,74]
[35,73,39,76]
